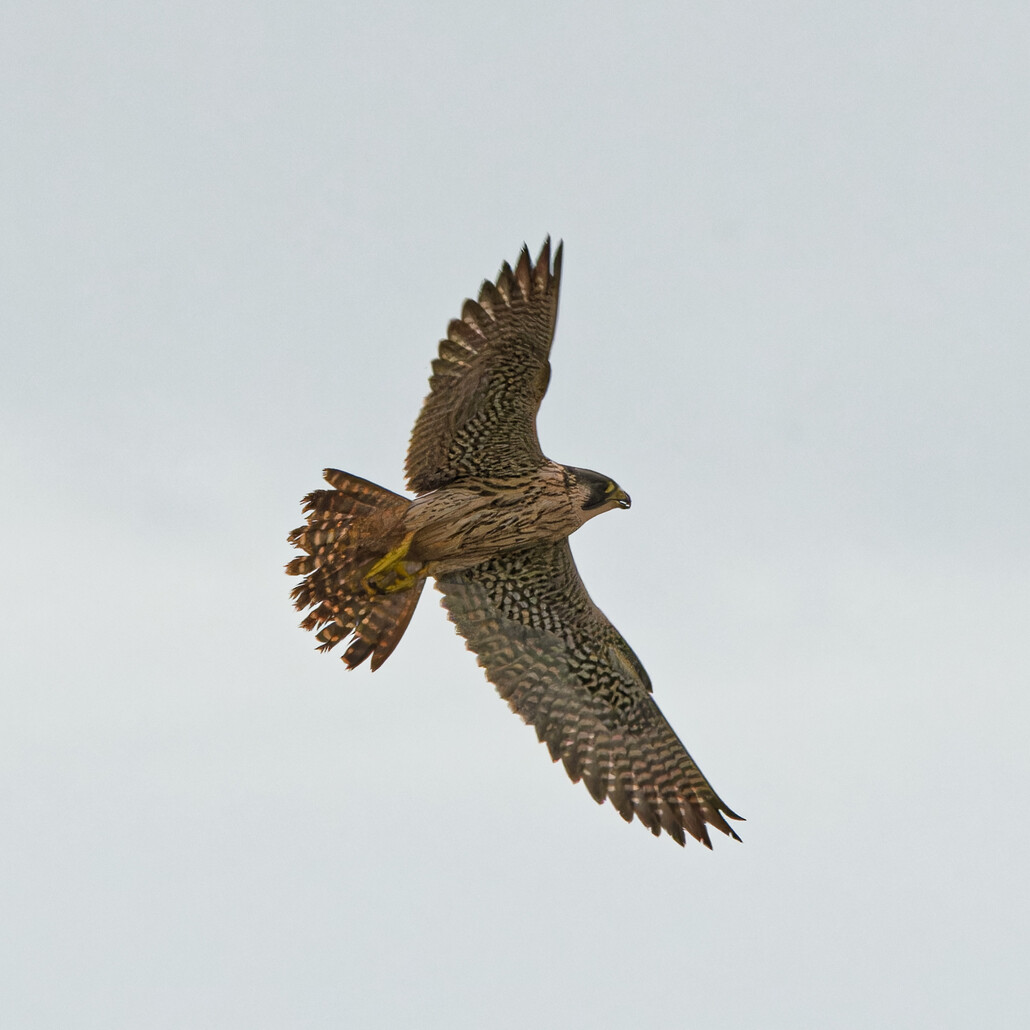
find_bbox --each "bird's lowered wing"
[435,541,742,847]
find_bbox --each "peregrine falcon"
[287,239,742,848]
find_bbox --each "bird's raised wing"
[435,541,743,847]
[405,239,562,493]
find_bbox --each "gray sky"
[3,2,1029,1027]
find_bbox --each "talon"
[362,532,424,595]
[384,565,418,593]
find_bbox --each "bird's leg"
[362,531,424,595]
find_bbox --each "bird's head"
[565,466,631,520]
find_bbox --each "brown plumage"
[287,239,743,848]
[287,471,424,670]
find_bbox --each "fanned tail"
[286,469,425,671]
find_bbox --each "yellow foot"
[362,532,425,595]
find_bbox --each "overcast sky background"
[3,3,1029,1027]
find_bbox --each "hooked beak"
[613,489,631,509]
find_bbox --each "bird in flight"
[287,239,742,848]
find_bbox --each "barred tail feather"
[287,469,422,671]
